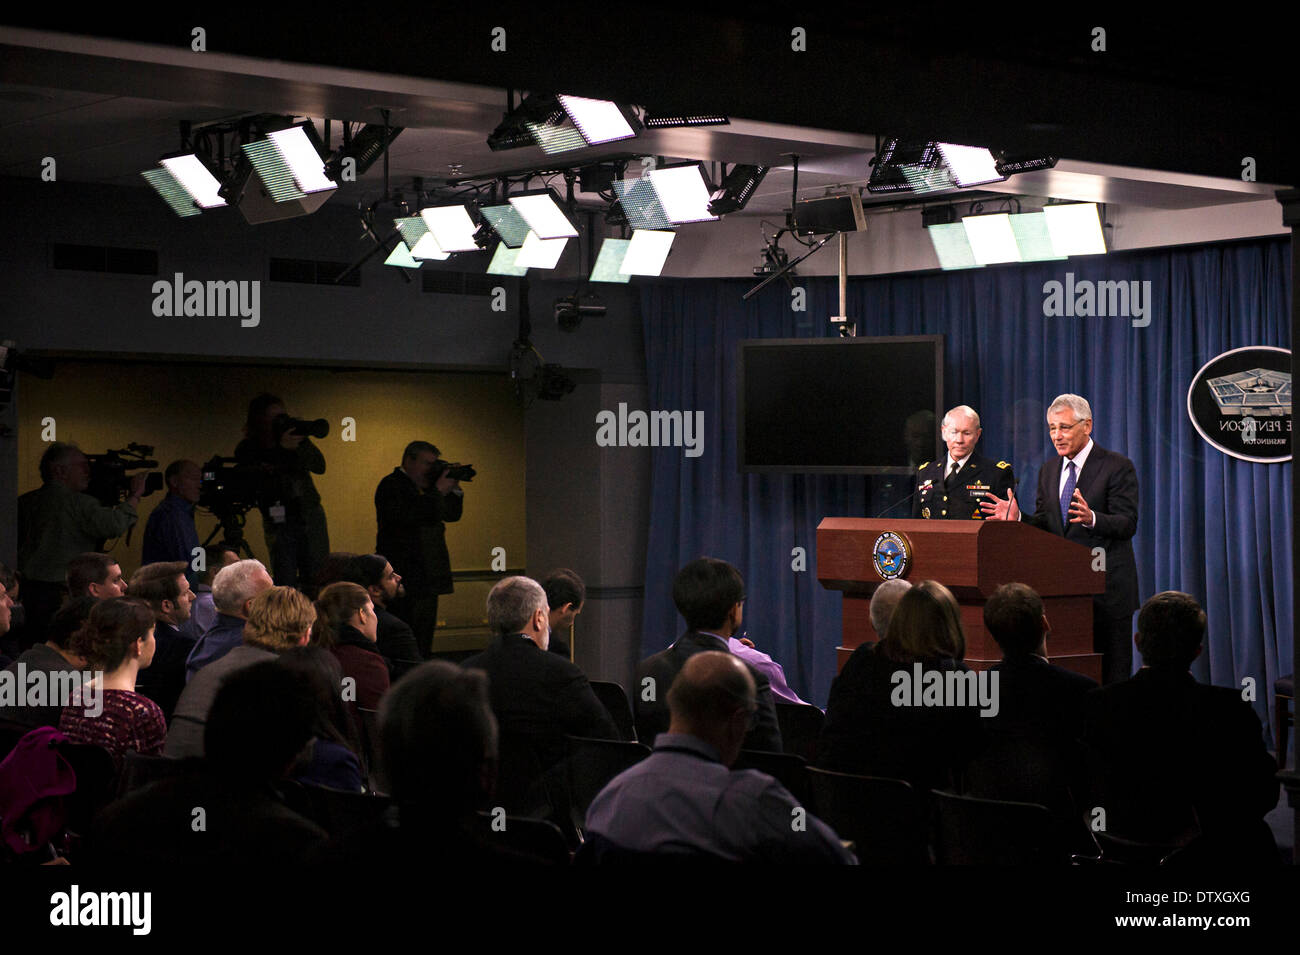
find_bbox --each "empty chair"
[733,750,812,810]
[494,733,554,820]
[807,766,929,865]
[474,811,569,865]
[775,702,824,765]
[567,736,651,833]
[931,790,1071,865]
[589,681,637,742]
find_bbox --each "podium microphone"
[873,485,922,519]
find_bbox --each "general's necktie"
[945,461,960,489]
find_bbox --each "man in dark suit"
[1082,592,1278,861]
[128,561,198,721]
[463,576,618,771]
[634,558,782,752]
[913,405,1015,521]
[982,393,1139,684]
[375,441,464,658]
[977,582,1097,826]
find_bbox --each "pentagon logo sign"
[1188,346,1291,463]
[872,531,911,580]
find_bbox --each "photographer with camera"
[142,459,203,585]
[375,441,467,658]
[16,442,146,650]
[235,394,330,591]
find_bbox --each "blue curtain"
[639,237,1292,743]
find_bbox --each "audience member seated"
[1082,591,1279,860]
[178,545,240,643]
[0,597,95,728]
[184,558,274,680]
[167,586,315,758]
[463,576,618,772]
[344,554,422,675]
[541,568,585,660]
[868,578,912,644]
[978,582,1097,823]
[586,651,854,863]
[312,582,390,716]
[278,646,365,792]
[327,660,547,864]
[128,561,198,721]
[819,580,983,793]
[635,558,782,751]
[58,598,166,763]
[0,563,26,660]
[90,661,329,864]
[66,552,127,601]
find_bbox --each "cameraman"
[141,459,202,586]
[235,393,330,590]
[375,441,463,658]
[16,442,144,649]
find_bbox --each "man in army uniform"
[912,405,1015,520]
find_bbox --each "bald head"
[667,651,757,766]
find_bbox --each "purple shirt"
[717,635,811,707]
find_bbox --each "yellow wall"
[18,360,524,637]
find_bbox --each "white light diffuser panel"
[420,205,480,252]
[160,155,226,208]
[620,229,675,276]
[590,238,632,283]
[515,231,568,269]
[936,142,1003,187]
[558,95,637,145]
[1043,202,1107,256]
[927,222,979,270]
[384,241,422,268]
[268,126,337,194]
[648,165,717,223]
[487,244,529,276]
[509,192,578,239]
[410,233,450,260]
[962,213,1021,265]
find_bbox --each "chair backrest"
[118,752,201,797]
[733,750,812,809]
[931,789,1071,865]
[356,706,383,792]
[589,681,637,742]
[279,781,391,839]
[566,736,652,825]
[474,811,570,865]
[807,766,929,865]
[775,703,824,764]
[53,742,118,839]
[494,733,553,819]
[964,730,1077,819]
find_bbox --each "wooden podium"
[817,518,1105,682]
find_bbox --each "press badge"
[268,503,287,524]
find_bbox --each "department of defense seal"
[872,531,911,580]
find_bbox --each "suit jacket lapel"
[1043,456,1065,535]
[1074,444,1105,505]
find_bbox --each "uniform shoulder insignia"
[996,460,1010,469]
[918,462,930,471]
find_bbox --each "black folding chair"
[117,751,201,797]
[775,702,824,765]
[566,736,651,835]
[589,681,637,742]
[807,766,930,865]
[474,811,570,865]
[356,706,384,792]
[279,781,391,839]
[931,789,1072,865]
[733,750,812,809]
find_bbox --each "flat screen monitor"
[739,336,943,473]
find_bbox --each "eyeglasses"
[1047,421,1085,435]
